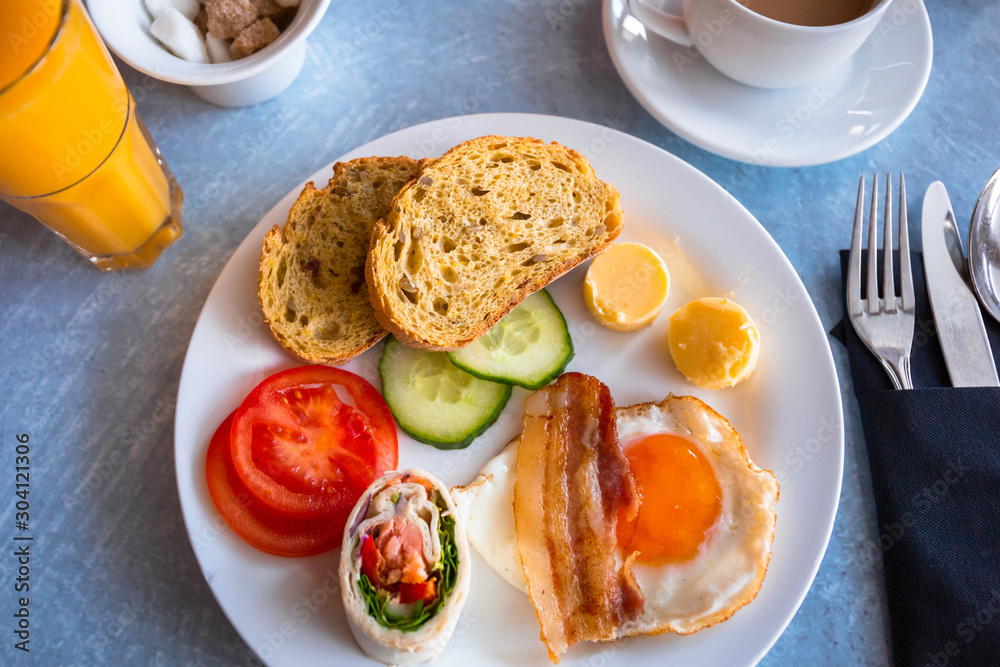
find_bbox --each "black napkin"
[836,250,1000,666]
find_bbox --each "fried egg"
[451,395,778,637]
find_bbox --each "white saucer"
[603,0,933,166]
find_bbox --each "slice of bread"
[259,156,420,365]
[366,136,624,351]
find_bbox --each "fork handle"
[880,357,914,390]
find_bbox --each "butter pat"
[669,297,760,389]
[583,242,670,332]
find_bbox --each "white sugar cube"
[205,35,232,63]
[275,0,299,7]
[150,8,209,63]
[145,0,200,21]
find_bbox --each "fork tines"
[847,173,916,390]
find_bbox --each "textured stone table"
[2,0,997,664]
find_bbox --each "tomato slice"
[360,533,381,584]
[230,366,398,518]
[399,580,437,604]
[205,412,347,557]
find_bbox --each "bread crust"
[366,136,624,351]
[258,156,419,364]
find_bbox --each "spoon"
[969,166,1000,324]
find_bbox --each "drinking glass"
[0,0,182,270]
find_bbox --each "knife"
[921,181,1000,387]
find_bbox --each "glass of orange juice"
[0,0,182,271]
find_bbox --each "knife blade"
[921,181,1000,387]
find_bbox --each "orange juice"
[0,0,181,269]
[0,0,61,91]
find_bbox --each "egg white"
[614,396,778,636]
[450,440,527,594]
[450,395,779,638]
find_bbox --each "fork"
[847,173,916,390]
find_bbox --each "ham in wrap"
[340,469,470,665]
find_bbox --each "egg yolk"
[617,433,722,565]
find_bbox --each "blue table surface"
[2,0,998,664]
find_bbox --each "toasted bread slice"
[366,136,624,350]
[259,156,420,365]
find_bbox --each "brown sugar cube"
[193,7,209,35]
[269,6,298,31]
[230,18,280,59]
[269,5,297,31]
[250,0,283,18]
[206,0,259,40]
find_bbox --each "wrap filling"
[351,473,459,632]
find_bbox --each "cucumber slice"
[379,338,512,450]
[447,290,574,390]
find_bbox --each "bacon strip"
[513,373,644,662]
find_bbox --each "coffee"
[739,0,874,27]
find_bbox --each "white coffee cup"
[625,0,892,89]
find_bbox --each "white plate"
[603,0,933,166]
[175,113,844,666]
